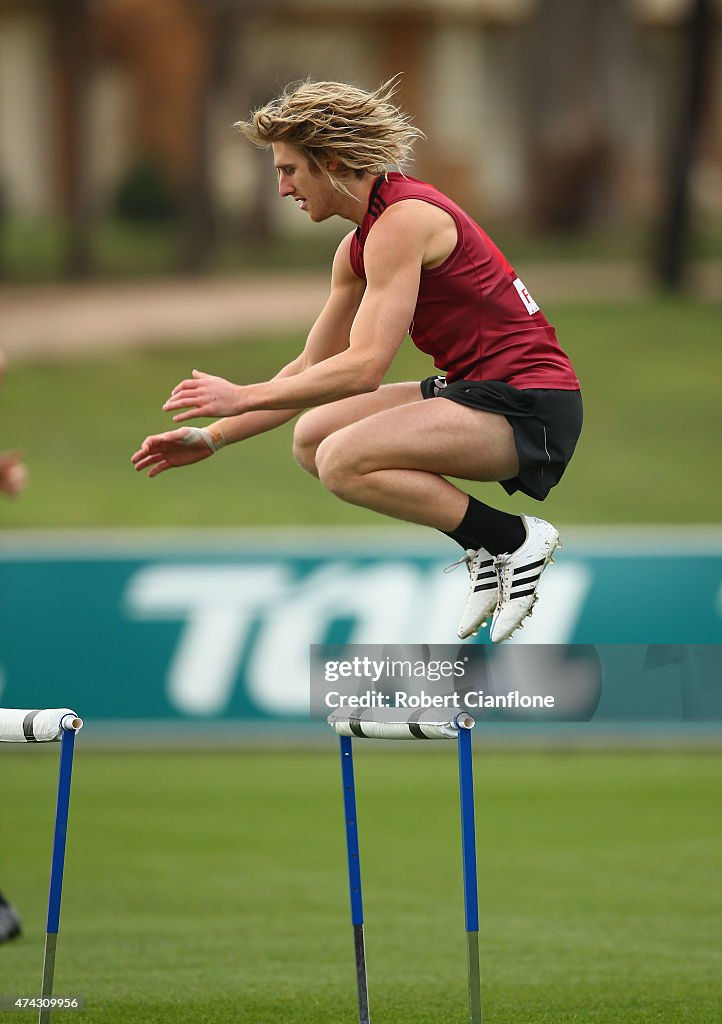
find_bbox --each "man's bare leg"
[308,394,558,642]
[312,396,518,527]
[293,382,422,478]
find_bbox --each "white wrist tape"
[181,425,226,453]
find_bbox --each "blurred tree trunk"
[241,136,276,249]
[242,100,277,252]
[52,0,94,279]
[523,0,628,231]
[656,0,716,291]
[178,3,223,273]
[179,0,253,274]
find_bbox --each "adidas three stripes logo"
[504,557,546,599]
[472,559,497,593]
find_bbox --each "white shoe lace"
[494,556,512,602]
[444,552,473,574]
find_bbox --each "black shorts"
[420,376,583,501]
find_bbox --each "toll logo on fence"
[123,560,591,717]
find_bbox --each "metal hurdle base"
[0,709,82,1024]
[333,712,482,1024]
[340,735,371,1024]
[39,723,78,1024]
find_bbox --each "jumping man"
[132,78,583,642]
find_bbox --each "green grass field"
[1,297,720,528]
[2,747,720,1023]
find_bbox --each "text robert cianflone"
[324,690,556,710]
[323,656,467,684]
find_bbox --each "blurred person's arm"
[132,232,364,477]
[0,451,27,498]
[0,350,28,498]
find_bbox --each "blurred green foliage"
[0,297,719,529]
[0,219,339,282]
[1,216,720,283]
[113,159,181,223]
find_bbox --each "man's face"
[272,141,339,223]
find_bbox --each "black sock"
[443,495,526,555]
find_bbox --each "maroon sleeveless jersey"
[349,174,580,389]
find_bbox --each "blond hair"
[235,76,424,196]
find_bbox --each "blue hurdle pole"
[457,724,482,1024]
[39,724,77,1024]
[339,735,370,1024]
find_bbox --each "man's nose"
[278,175,294,197]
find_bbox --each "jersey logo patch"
[513,277,540,315]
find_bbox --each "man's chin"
[310,209,337,224]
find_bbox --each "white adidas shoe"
[450,547,500,639]
[489,516,560,643]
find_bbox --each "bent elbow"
[353,363,385,395]
[355,377,382,395]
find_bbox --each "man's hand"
[0,450,27,497]
[163,369,244,422]
[131,427,219,478]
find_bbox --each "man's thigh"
[295,381,423,448]
[321,395,520,482]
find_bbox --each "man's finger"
[162,397,194,412]
[172,408,207,423]
[170,378,199,396]
[163,390,204,409]
[131,442,157,463]
[133,453,165,472]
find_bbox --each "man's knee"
[292,412,323,477]
[315,434,359,500]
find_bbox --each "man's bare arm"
[164,204,433,419]
[132,233,364,475]
[212,231,364,442]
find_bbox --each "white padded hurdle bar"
[327,707,475,741]
[0,708,83,743]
